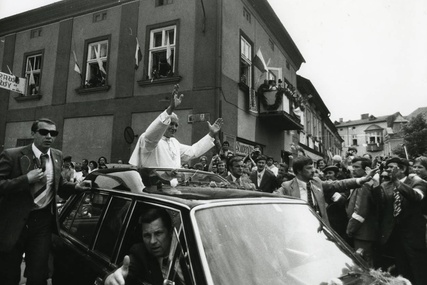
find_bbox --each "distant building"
[296,75,343,162]
[335,112,408,157]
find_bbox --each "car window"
[117,202,195,285]
[94,197,132,260]
[61,192,109,246]
[151,169,226,187]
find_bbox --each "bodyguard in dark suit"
[249,155,278,193]
[0,118,89,285]
[378,157,427,285]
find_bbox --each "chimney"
[339,118,343,123]
[361,113,369,120]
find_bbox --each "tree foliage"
[395,114,427,158]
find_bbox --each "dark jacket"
[0,144,75,251]
[346,181,379,241]
[249,169,278,193]
[127,243,188,285]
[379,178,427,247]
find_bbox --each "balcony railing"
[366,143,384,152]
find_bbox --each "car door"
[53,191,132,285]
[113,201,197,285]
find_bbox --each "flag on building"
[166,36,172,65]
[135,37,142,70]
[253,48,268,73]
[28,61,35,85]
[72,50,81,75]
[94,46,107,75]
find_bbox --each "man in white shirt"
[249,155,278,193]
[129,85,223,168]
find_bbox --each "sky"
[1,0,426,122]
[267,0,427,122]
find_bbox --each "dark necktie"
[306,182,315,209]
[393,188,401,217]
[40,153,49,172]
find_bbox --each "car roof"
[85,167,305,208]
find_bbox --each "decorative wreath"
[257,84,284,111]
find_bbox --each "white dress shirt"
[256,169,266,187]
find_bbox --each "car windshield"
[194,203,368,285]
[151,169,227,187]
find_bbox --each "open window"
[240,36,252,87]
[24,53,43,96]
[61,192,109,247]
[117,202,195,284]
[267,67,282,84]
[84,39,109,88]
[148,25,176,80]
[94,196,132,260]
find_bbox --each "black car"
[52,167,381,285]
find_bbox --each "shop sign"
[235,140,257,156]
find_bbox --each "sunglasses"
[37,129,59,137]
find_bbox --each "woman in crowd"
[98,156,108,169]
[314,158,326,180]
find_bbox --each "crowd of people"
[1,84,427,285]
[59,155,113,183]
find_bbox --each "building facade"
[295,75,343,162]
[0,0,342,165]
[335,112,408,158]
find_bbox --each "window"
[117,202,194,284]
[30,28,42,38]
[148,25,176,80]
[286,60,290,70]
[366,131,383,144]
[25,53,42,96]
[352,135,358,146]
[93,11,107,22]
[61,192,109,246]
[156,0,173,6]
[94,197,131,260]
[267,67,282,84]
[85,40,108,88]
[243,7,251,23]
[240,36,252,87]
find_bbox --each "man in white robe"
[129,86,223,168]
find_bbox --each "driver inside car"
[105,207,188,285]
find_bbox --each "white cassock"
[129,110,214,168]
